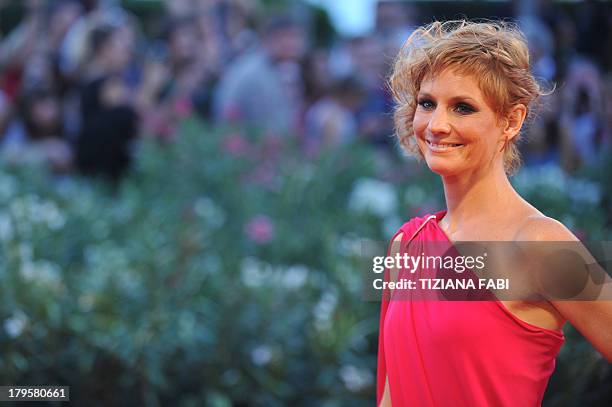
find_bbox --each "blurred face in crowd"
[101,26,135,73]
[100,76,128,108]
[412,69,509,177]
[32,97,59,127]
[27,94,61,137]
[169,23,198,65]
[265,26,306,62]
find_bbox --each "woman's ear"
[503,104,527,142]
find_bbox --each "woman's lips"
[426,139,464,152]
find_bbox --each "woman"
[75,75,138,182]
[377,20,612,407]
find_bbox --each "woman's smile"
[425,139,465,152]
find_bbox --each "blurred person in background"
[45,0,83,91]
[517,16,559,166]
[57,0,102,80]
[0,0,47,101]
[573,0,611,71]
[559,59,609,171]
[138,15,219,139]
[75,74,137,182]
[1,86,72,172]
[214,13,307,136]
[0,0,76,172]
[57,3,140,142]
[74,19,139,181]
[301,48,333,108]
[0,0,608,180]
[604,75,612,146]
[375,0,418,53]
[520,16,556,83]
[304,75,365,150]
[348,35,394,149]
[79,22,135,82]
[0,88,9,136]
[195,0,258,66]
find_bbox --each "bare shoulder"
[388,232,404,255]
[386,232,405,286]
[514,214,579,242]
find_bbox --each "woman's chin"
[424,158,462,176]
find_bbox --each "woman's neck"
[440,165,519,231]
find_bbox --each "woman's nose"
[428,108,451,135]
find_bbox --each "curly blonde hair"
[389,20,545,175]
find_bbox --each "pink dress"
[376,211,564,407]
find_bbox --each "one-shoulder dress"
[376,211,565,407]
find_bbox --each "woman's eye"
[418,100,435,109]
[455,103,476,114]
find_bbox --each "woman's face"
[412,69,507,177]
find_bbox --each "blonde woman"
[377,20,612,407]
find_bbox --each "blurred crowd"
[0,0,611,182]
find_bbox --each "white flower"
[514,165,601,208]
[337,235,362,257]
[78,294,96,312]
[19,260,37,280]
[240,257,267,288]
[340,365,374,392]
[178,313,196,339]
[84,245,101,266]
[39,200,66,230]
[567,178,601,205]
[20,260,61,289]
[117,270,140,292]
[18,243,32,262]
[348,178,397,218]
[0,212,13,241]
[0,173,17,201]
[251,345,273,366]
[313,290,338,332]
[201,255,221,275]
[194,196,226,229]
[513,164,566,193]
[8,195,65,230]
[281,265,309,290]
[4,310,28,338]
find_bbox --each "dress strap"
[405,215,437,244]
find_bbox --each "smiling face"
[413,69,509,177]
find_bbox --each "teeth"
[426,140,463,150]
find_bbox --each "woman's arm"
[517,216,612,361]
[387,232,405,295]
[379,375,392,407]
[377,233,403,406]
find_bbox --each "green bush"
[0,117,609,406]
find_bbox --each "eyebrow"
[417,92,479,104]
